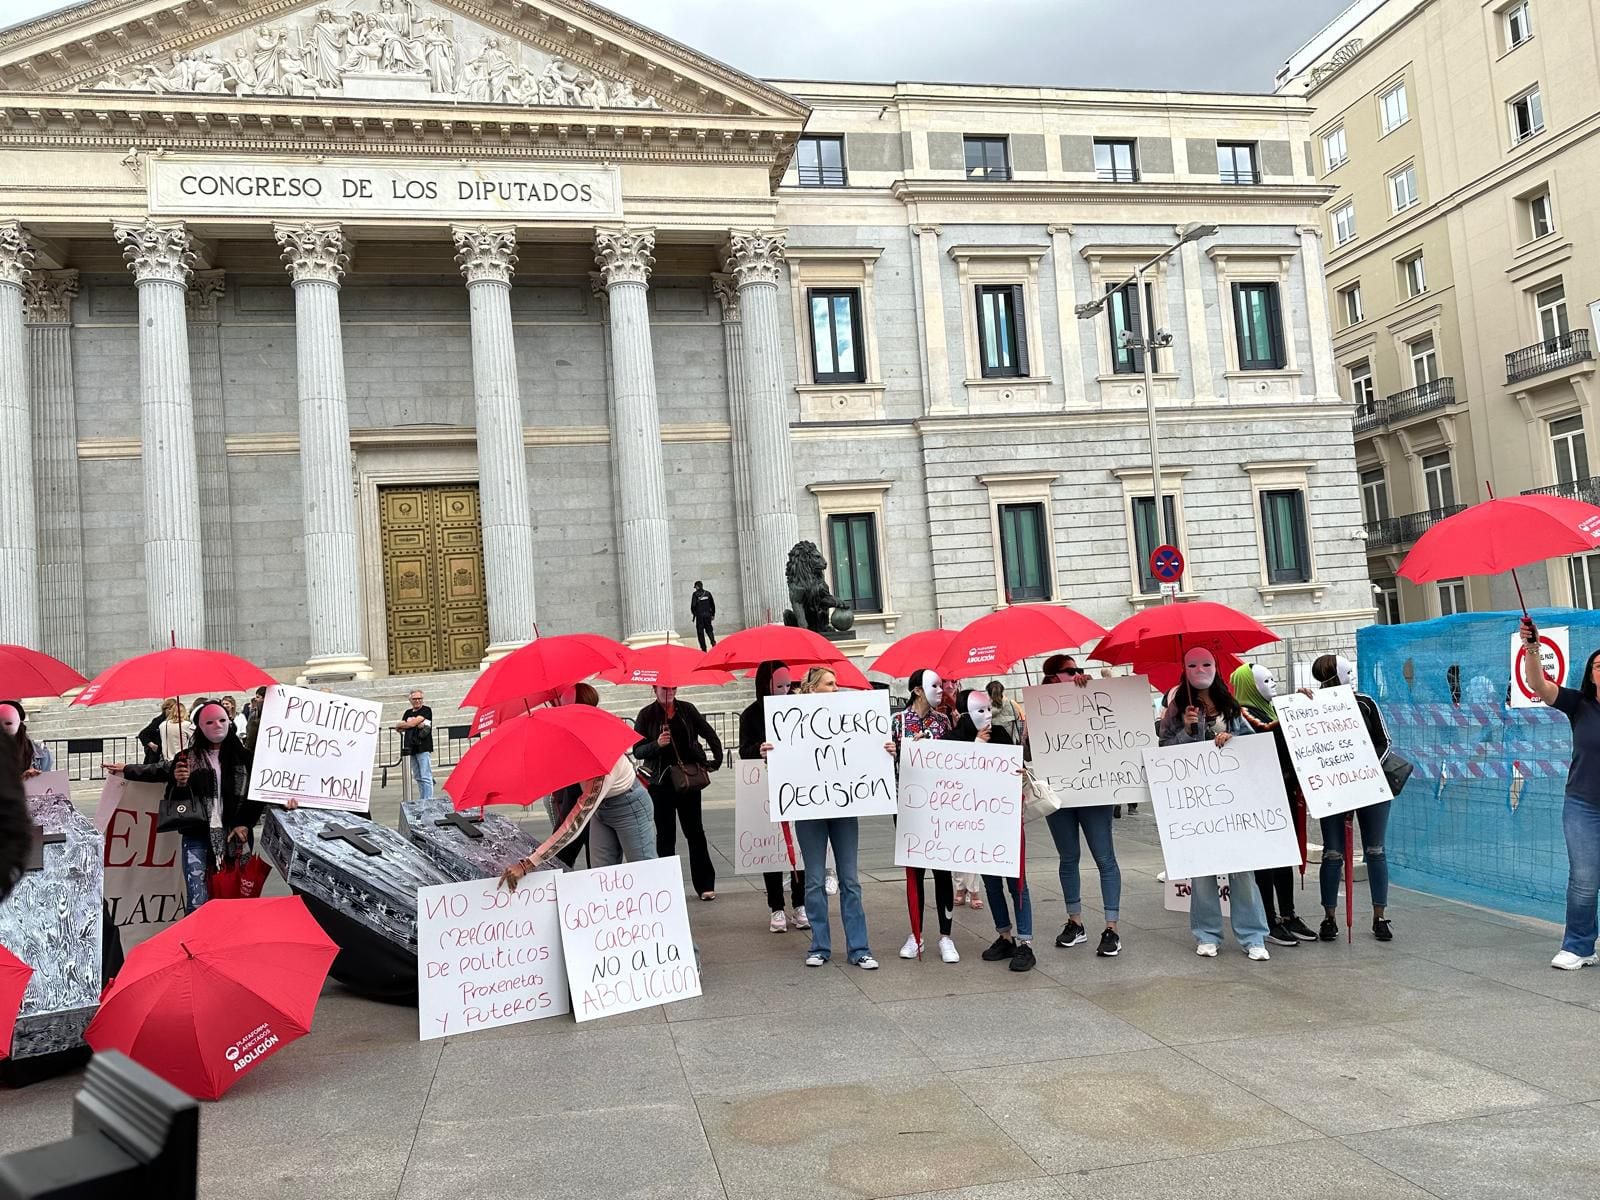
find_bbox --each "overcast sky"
[7,0,1352,92]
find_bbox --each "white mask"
[966,691,993,730]
[0,705,19,737]
[556,685,577,706]
[1252,664,1277,701]
[196,704,230,743]
[768,667,791,696]
[1335,656,1355,686]
[1183,649,1216,691]
[654,686,677,707]
[919,670,943,705]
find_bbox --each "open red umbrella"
[0,646,88,699]
[869,629,957,679]
[72,647,273,707]
[448,704,641,812]
[0,944,33,1061]
[827,659,874,691]
[1092,601,1278,670]
[934,604,1107,681]
[463,633,627,711]
[1134,651,1245,696]
[702,625,847,673]
[600,644,734,689]
[85,896,336,1100]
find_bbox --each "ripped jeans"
[1319,801,1391,912]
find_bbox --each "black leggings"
[908,868,955,936]
[1255,865,1297,925]
[651,783,716,894]
[764,870,804,912]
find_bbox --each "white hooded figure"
[1251,663,1277,702]
[966,688,993,732]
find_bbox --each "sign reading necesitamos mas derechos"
[763,690,896,821]
[247,684,382,812]
[1143,733,1299,879]
[1273,685,1392,820]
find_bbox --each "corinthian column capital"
[274,222,349,285]
[711,272,741,321]
[23,269,78,324]
[453,225,519,285]
[113,218,195,285]
[594,228,655,287]
[723,230,787,287]
[0,221,36,290]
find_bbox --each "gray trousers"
[588,781,658,866]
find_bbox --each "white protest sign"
[416,873,569,1041]
[1510,626,1569,708]
[1274,686,1392,820]
[895,739,1023,877]
[1162,876,1231,914]
[557,855,700,1022]
[248,684,383,811]
[1143,734,1299,878]
[763,690,896,821]
[1023,677,1154,809]
[94,776,185,949]
[733,759,802,875]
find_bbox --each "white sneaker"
[855,956,879,970]
[805,953,826,967]
[1195,942,1218,958]
[938,935,960,964]
[899,934,922,960]
[769,910,787,934]
[1552,950,1598,970]
[825,872,839,895]
[1246,945,1271,962]
[790,907,810,930]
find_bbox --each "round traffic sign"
[1149,544,1184,584]
[1514,634,1566,702]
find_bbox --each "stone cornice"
[892,179,1335,207]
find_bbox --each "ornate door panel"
[379,485,488,674]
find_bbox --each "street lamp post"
[1074,222,1218,602]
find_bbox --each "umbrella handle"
[1484,481,1531,619]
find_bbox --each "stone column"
[593,229,677,644]
[1299,226,1339,400]
[24,269,86,669]
[0,222,38,648]
[723,230,800,626]
[112,218,204,650]
[453,225,537,660]
[273,222,371,681]
[912,224,952,413]
[186,270,237,651]
[713,272,762,627]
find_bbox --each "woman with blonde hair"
[158,698,190,760]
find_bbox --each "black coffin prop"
[398,798,549,882]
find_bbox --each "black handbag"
[1381,748,1415,797]
[664,715,711,792]
[156,789,208,835]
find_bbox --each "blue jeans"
[409,751,435,801]
[1562,792,1600,956]
[1190,873,1269,949]
[180,833,213,914]
[795,817,871,963]
[1045,805,1122,922]
[588,782,657,866]
[981,874,1032,940]
[1319,802,1391,912]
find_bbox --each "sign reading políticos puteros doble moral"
[148,157,621,221]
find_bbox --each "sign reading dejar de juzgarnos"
[148,157,621,221]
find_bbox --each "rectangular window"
[1401,252,1427,298]
[976,284,1027,378]
[1374,577,1401,625]
[1340,283,1364,327]
[1510,87,1545,144]
[1107,280,1155,374]
[1552,414,1589,486]
[1360,468,1391,526]
[806,288,865,384]
[1217,142,1259,185]
[964,136,1011,181]
[1231,282,1286,371]
[1093,138,1139,183]
[1389,164,1419,213]
[998,502,1051,601]
[795,135,847,187]
[1527,190,1555,239]
[1536,281,1570,344]
[827,512,882,614]
[1505,1,1532,48]
[1379,82,1409,134]
[1332,201,1357,246]
[1350,360,1377,418]
[1131,494,1180,595]
[1423,450,1456,511]
[1569,553,1600,609]
[1437,578,1469,615]
[1322,125,1348,171]
[1409,334,1439,385]
[1261,489,1312,584]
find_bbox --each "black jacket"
[123,736,261,834]
[1242,704,1296,780]
[633,700,723,789]
[136,713,165,764]
[1354,693,1389,756]
[949,717,1014,745]
[401,706,434,756]
[738,699,765,761]
[690,588,716,623]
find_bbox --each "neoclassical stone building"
[0,0,1373,680]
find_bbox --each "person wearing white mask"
[1157,648,1273,961]
[893,667,959,962]
[951,688,1034,971]
[739,660,808,933]
[0,701,53,778]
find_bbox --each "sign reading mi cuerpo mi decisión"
[148,157,621,222]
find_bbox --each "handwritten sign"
[763,690,895,821]
[1510,626,1569,708]
[1143,734,1299,878]
[895,740,1023,877]
[556,856,700,1023]
[1274,686,1392,820]
[1023,677,1154,809]
[416,874,569,1041]
[247,684,382,812]
[733,760,802,875]
[1162,876,1230,914]
[94,776,185,949]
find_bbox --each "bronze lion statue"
[782,540,853,634]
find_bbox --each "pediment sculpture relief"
[84,0,662,109]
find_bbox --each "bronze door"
[378,484,488,674]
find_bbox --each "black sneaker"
[1096,927,1121,957]
[1009,942,1036,972]
[1373,917,1394,942]
[1113,805,1123,818]
[1266,921,1299,947]
[1319,916,1339,942]
[1055,919,1087,948]
[1284,916,1319,942]
[981,936,1015,962]
[1128,803,1139,813]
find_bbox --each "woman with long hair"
[157,697,190,761]
[739,660,807,933]
[0,701,54,778]
[951,687,1034,971]
[0,733,29,904]
[893,667,958,963]
[634,684,723,900]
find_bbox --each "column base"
[479,640,532,669]
[296,653,374,686]
[624,630,683,649]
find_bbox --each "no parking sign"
[1510,626,1568,708]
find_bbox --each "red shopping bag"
[236,853,272,899]
[208,857,242,900]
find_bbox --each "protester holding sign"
[738,661,807,934]
[892,668,958,963]
[0,701,53,776]
[634,686,723,902]
[1157,650,1272,961]
[0,733,27,904]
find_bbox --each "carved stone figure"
[418,16,456,93]
[465,36,516,104]
[782,541,854,635]
[309,8,353,86]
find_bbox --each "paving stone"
[1052,1138,1432,1199]
[879,987,1158,1071]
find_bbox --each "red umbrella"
[1134,651,1245,696]
[869,629,957,679]
[0,944,33,1061]
[0,645,88,699]
[72,647,273,707]
[827,659,874,691]
[468,694,544,738]
[703,625,847,672]
[448,704,641,811]
[1092,601,1278,670]
[85,897,336,1100]
[463,633,627,711]
[934,604,1107,681]
[600,644,734,689]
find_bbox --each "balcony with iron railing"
[1365,504,1466,549]
[1352,377,1456,436]
[1523,475,1600,506]
[1506,329,1593,385]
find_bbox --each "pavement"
[4,777,1599,1200]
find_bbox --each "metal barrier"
[40,736,135,782]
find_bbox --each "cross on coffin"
[434,811,485,840]
[26,821,66,872]
[318,823,383,857]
